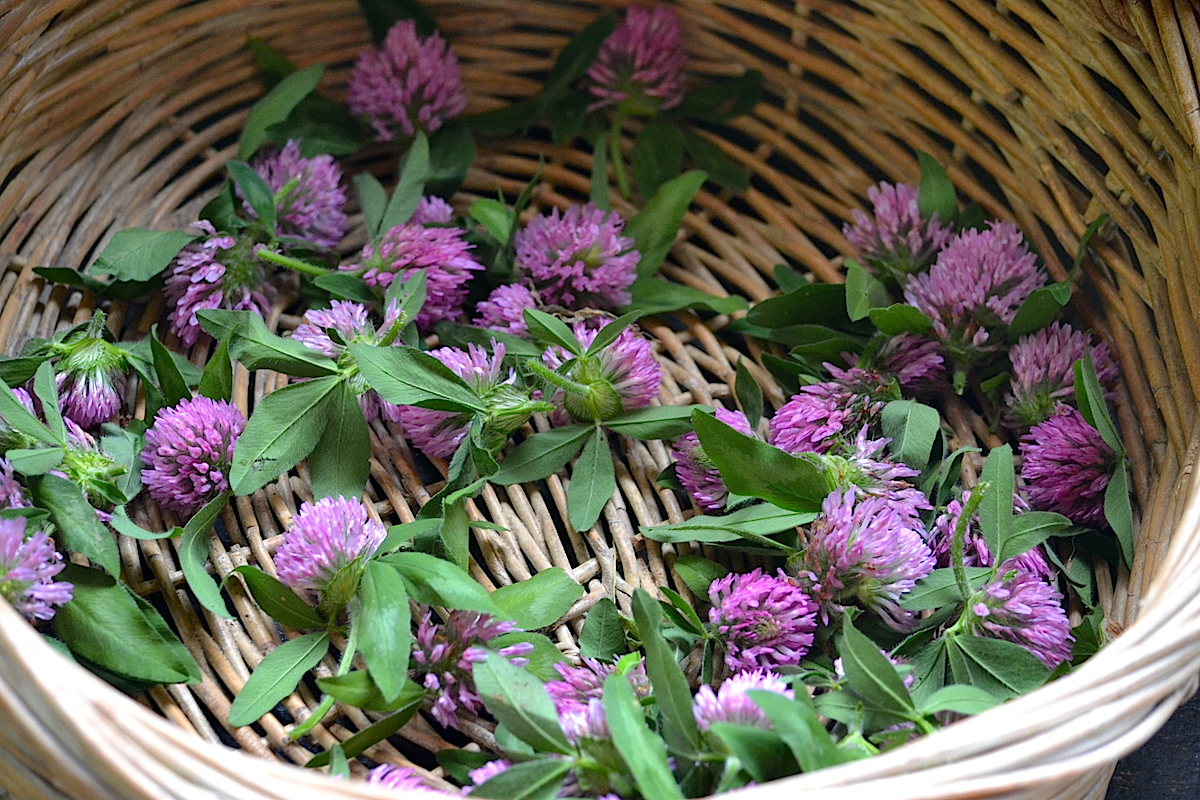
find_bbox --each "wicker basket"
[2,0,1200,798]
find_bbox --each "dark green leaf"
[308,381,371,501]
[200,182,241,235]
[230,375,339,496]
[354,172,388,241]
[229,631,330,726]
[707,724,795,782]
[679,129,748,192]
[29,474,120,576]
[735,359,763,429]
[247,37,296,85]
[1105,459,1134,567]
[880,400,940,471]
[996,510,1073,565]
[491,568,584,630]
[549,89,592,144]
[238,63,323,160]
[623,277,748,317]
[900,567,992,610]
[53,564,201,686]
[266,94,367,158]
[493,424,593,485]
[605,405,703,440]
[909,638,948,706]
[382,551,500,615]
[673,70,764,121]
[226,160,277,233]
[357,561,412,702]
[435,322,543,358]
[693,409,836,512]
[541,14,618,108]
[579,597,626,661]
[603,674,683,800]
[87,228,197,281]
[385,268,429,326]
[585,311,643,356]
[642,502,813,546]
[149,330,191,408]
[470,758,571,800]
[1008,282,1072,340]
[632,589,703,756]
[427,120,476,197]
[632,120,685,199]
[627,171,706,279]
[523,308,584,355]
[0,375,59,444]
[465,97,542,137]
[919,684,999,716]
[232,565,323,629]
[672,555,729,598]
[840,616,915,717]
[109,505,177,540]
[197,339,233,402]
[845,259,890,322]
[304,684,424,766]
[1073,357,1124,456]
[568,428,614,531]
[1070,605,1106,664]
[745,283,854,330]
[316,671,425,713]
[916,151,956,222]
[469,198,514,244]
[358,0,438,41]
[748,689,859,772]
[351,343,484,412]
[475,652,572,754]
[489,631,566,682]
[438,751,498,785]
[868,304,934,336]
[946,634,1049,699]
[381,130,431,232]
[0,356,45,387]
[977,445,1014,563]
[179,491,234,619]
[197,309,338,377]
[1071,214,1110,280]
[6,448,64,476]
[313,271,377,304]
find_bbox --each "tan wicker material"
[1,0,1199,797]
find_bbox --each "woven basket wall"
[2,0,1200,798]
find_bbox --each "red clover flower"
[141,396,245,516]
[474,283,538,336]
[693,669,793,731]
[273,496,386,609]
[49,313,129,429]
[962,564,1073,669]
[539,322,661,423]
[586,5,687,115]
[1019,404,1115,528]
[707,568,818,672]
[843,182,954,283]
[347,20,468,142]
[1006,322,1118,428]
[411,195,455,225]
[0,517,73,622]
[870,333,948,398]
[246,140,348,250]
[368,764,439,793]
[768,367,893,456]
[0,458,27,510]
[673,407,754,511]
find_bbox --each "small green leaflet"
[381,130,431,232]
[226,160,277,234]
[603,674,684,800]
[880,400,941,471]
[474,653,572,754]
[916,151,956,222]
[568,428,615,531]
[381,551,500,615]
[1008,282,1071,340]
[29,474,121,576]
[351,343,483,412]
[178,491,234,619]
[945,634,1049,700]
[839,616,916,722]
[977,445,1014,562]
[493,424,593,485]
[354,172,388,240]
[304,681,425,767]
[578,597,625,661]
[470,759,570,800]
[627,171,706,279]
[672,555,730,598]
[735,358,763,429]
[631,119,685,199]
[228,631,330,727]
[844,259,889,321]
[631,589,703,756]
[642,502,813,547]
[490,568,584,630]
[356,560,412,702]
[238,63,323,160]
[307,381,372,501]
[231,566,323,629]
[196,309,338,378]
[87,228,197,282]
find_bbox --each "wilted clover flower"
[347,20,468,142]
[49,313,129,428]
[823,428,933,526]
[768,367,893,455]
[399,341,544,459]
[843,182,955,283]
[539,322,661,423]
[673,407,754,511]
[707,568,818,672]
[586,4,687,114]
[0,458,27,510]
[791,489,934,630]
[411,195,455,226]
[411,609,534,729]
[368,764,438,793]
[474,283,538,336]
[693,670,793,731]
[165,221,275,349]
[904,222,1045,379]
[1007,322,1118,428]
[347,223,482,331]
[0,517,73,622]
[293,300,405,421]
[870,333,948,398]
[142,396,245,516]
[274,496,386,611]
[963,564,1073,669]
[246,140,348,249]
[514,203,640,310]
[1020,405,1115,528]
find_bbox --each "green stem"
[256,247,329,277]
[950,481,990,600]
[526,358,593,397]
[608,109,631,200]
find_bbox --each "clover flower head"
[274,496,386,598]
[0,517,73,622]
[965,564,1073,669]
[165,221,275,349]
[546,657,650,712]
[792,489,934,630]
[674,408,753,511]
[50,316,129,429]
[843,182,955,282]
[141,396,244,516]
[347,19,468,142]
[872,333,949,397]
[541,322,661,422]
[586,4,687,114]
[247,140,348,249]
[368,764,438,793]
[823,427,932,525]
[1007,322,1118,428]
[558,697,612,745]
[411,609,533,729]
[0,458,27,510]
[411,195,455,226]
[903,221,1045,360]
[708,568,818,672]
[693,669,793,731]
[1020,404,1115,528]
[768,369,891,456]
[475,283,538,336]
[348,223,482,331]
[515,204,640,310]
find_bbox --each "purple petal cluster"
[827,428,933,525]
[51,322,129,429]
[468,760,511,787]
[514,204,640,310]
[673,407,754,511]
[274,496,386,594]
[368,764,437,793]
[411,195,455,226]
[348,223,482,331]
[0,458,27,510]
[930,489,1050,577]
[1007,322,1118,428]
[792,489,934,630]
[246,141,348,249]
[844,182,955,282]
[707,568,818,672]
[768,368,891,455]
[346,19,468,142]
[693,669,793,731]
[165,221,275,349]
[542,322,661,422]
[586,4,687,114]
[0,517,73,622]
[1020,405,1115,528]
[474,283,538,336]
[548,657,650,745]
[965,564,1073,669]
[141,396,245,516]
[411,609,534,729]
[872,333,948,397]
[904,222,1045,357]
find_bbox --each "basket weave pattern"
[2,0,1200,798]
